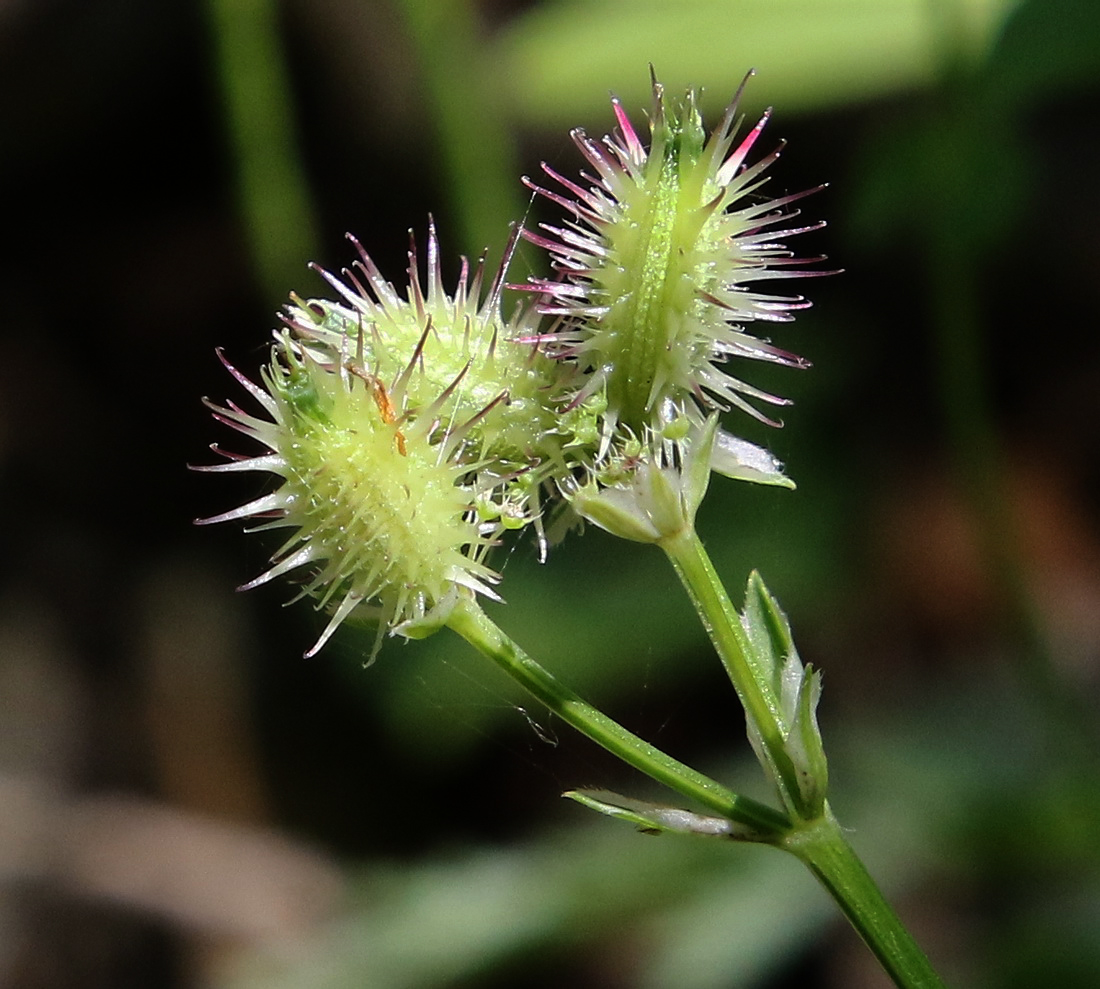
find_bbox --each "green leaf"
[789,665,828,817]
[565,789,765,841]
[740,571,828,818]
[710,430,795,489]
[740,570,796,714]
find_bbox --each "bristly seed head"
[195,340,501,659]
[520,69,831,443]
[197,72,833,656]
[283,221,604,549]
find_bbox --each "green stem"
[660,527,805,813]
[445,594,789,837]
[784,808,946,989]
[660,529,944,987]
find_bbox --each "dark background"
[1,0,1099,986]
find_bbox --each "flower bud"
[567,417,718,545]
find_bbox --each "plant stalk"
[660,527,805,812]
[660,528,945,988]
[445,594,789,837]
[784,808,946,989]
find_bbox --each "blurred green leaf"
[218,671,1100,989]
[494,0,1023,127]
[218,786,826,989]
[988,0,1100,101]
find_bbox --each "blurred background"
[1,0,1099,986]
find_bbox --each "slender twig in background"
[203,0,322,305]
[395,0,525,262]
